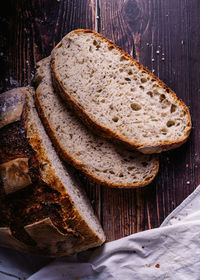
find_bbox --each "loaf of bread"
[34,57,159,188]
[0,87,105,257]
[51,29,191,154]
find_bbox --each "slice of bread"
[0,87,105,257]
[51,29,191,154]
[34,57,159,188]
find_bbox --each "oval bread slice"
[35,57,159,188]
[51,29,191,154]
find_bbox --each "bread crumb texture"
[52,30,191,152]
[36,57,158,188]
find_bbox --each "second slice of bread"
[51,29,191,154]
[34,57,159,188]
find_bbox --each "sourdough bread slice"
[0,87,105,257]
[51,29,191,154]
[35,57,159,188]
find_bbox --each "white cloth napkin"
[1,185,200,280]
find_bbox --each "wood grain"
[0,0,200,242]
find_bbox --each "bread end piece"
[0,86,105,257]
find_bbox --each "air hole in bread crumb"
[166,88,170,93]
[112,116,119,122]
[160,94,166,102]
[131,103,142,111]
[139,85,144,90]
[128,166,135,171]
[161,128,168,135]
[125,77,131,82]
[120,56,127,61]
[97,89,102,92]
[167,120,175,127]
[119,68,123,72]
[119,173,124,177]
[89,70,94,77]
[89,46,92,52]
[141,78,147,83]
[170,104,177,113]
[110,104,114,110]
[93,40,100,50]
[128,70,133,75]
[142,133,148,138]
[101,99,105,103]
[146,91,153,97]
[109,170,115,174]
[145,176,152,181]
[142,162,148,167]
[131,88,135,92]
[108,45,114,51]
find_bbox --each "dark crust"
[0,182,84,256]
[35,87,159,188]
[0,120,41,185]
[0,87,105,257]
[0,91,41,185]
[51,29,191,154]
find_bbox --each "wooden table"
[0,0,199,242]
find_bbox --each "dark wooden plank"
[0,0,97,91]
[99,0,200,240]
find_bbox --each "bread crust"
[51,29,191,154]
[0,87,105,257]
[35,64,159,189]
